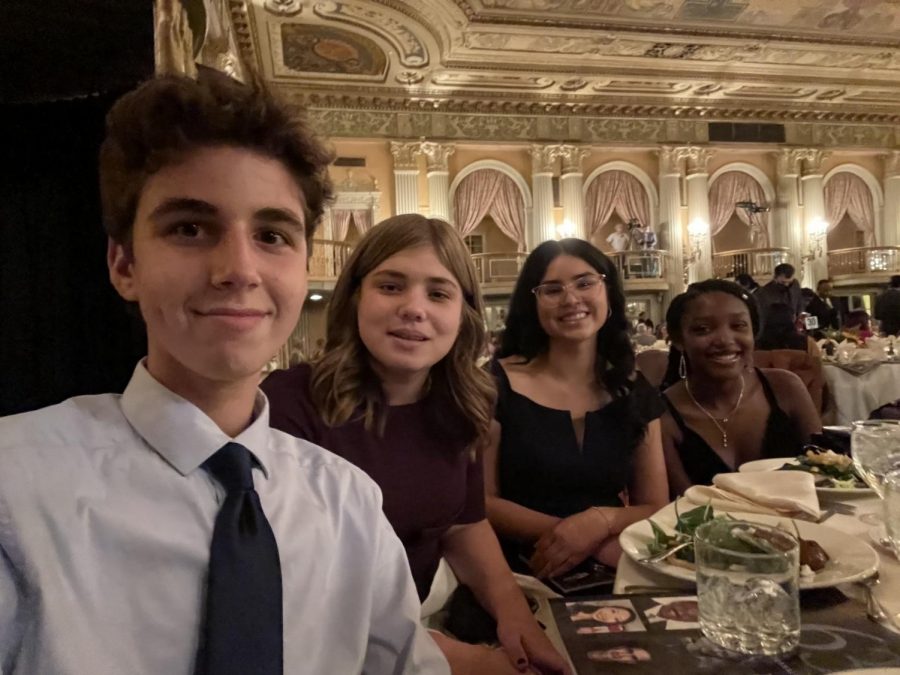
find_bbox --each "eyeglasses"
[531,273,606,305]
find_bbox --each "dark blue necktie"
[195,442,283,675]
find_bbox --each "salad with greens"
[646,502,719,564]
[778,448,866,489]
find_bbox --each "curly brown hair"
[311,215,496,451]
[99,69,334,247]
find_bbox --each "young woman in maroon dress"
[263,215,569,675]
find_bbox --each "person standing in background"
[875,275,900,336]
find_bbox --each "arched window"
[824,172,877,249]
[584,170,651,254]
[452,169,527,251]
[708,171,770,251]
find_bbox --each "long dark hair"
[662,279,759,389]
[498,238,635,397]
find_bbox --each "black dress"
[491,361,664,519]
[661,368,806,487]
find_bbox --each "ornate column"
[684,147,714,284]
[419,141,455,223]
[798,148,830,287]
[658,146,687,305]
[883,151,900,247]
[558,145,589,240]
[774,149,804,256]
[389,142,421,216]
[529,144,559,246]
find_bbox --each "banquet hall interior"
[2,0,900,414]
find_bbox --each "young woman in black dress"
[485,239,668,580]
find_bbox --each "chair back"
[753,349,825,418]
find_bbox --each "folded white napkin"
[683,471,821,521]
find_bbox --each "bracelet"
[591,506,613,536]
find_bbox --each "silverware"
[638,540,693,564]
[858,571,892,626]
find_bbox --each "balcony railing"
[827,246,900,277]
[309,238,353,278]
[611,250,667,280]
[471,252,528,284]
[712,247,792,280]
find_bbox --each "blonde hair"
[310,215,496,450]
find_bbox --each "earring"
[607,308,612,320]
[678,353,687,380]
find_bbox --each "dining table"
[521,488,899,674]
[823,360,900,426]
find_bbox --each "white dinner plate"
[738,457,873,496]
[620,501,880,590]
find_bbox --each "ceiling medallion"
[396,71,424,84]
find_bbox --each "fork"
[858,571,892,626]
[638,540,693,564]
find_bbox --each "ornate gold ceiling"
[234,0,900,139]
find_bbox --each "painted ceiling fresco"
[470,0,900,41]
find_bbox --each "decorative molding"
[390,141,421,170]
[332,190,381,211]
[419,141,455,173]
[228,0,257,70]
[263,0,302,17]
[313,1,429,67]
[657,146,685,175]
[306,107,900,150]
[886,151,900,179]
[334,169,379,192]
[530,144,559,174]
[557,144,588,175]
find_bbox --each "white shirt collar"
[120,361,272,479]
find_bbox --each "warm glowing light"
[688,218,708,238]
[309,293,323,302]
[557,219,576,238]
[808,217,829,238]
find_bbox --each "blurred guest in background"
[754,263,803,332]
[804,278,845,333]
[756,303,820,357]
[875,275,900,336]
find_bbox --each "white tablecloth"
[824,362,900,425]
[613,491,900,631]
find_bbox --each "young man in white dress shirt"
[0,71,449,674]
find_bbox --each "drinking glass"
[695,520,800,656]
[851,419,900,498]
[885,469,900,560]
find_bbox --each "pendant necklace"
[684,374,745,449]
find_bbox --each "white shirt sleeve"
[0,543,23,670]
[363,513,450,675]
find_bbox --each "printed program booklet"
[549,589,900,674]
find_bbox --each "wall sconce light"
[557,218,576,239]
[686,218,708,263]
[803,216,828,261]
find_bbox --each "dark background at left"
[0,2,154,415]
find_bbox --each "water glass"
[885,469,900,560]
[695,520,800,656]
[851,419,900,498]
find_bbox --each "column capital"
[794,148,830,176]
[680,146,714,176]
[419,141,455,173]
[775,148,804,178]
[389,141,421,171]
[657,145,687,175]
[557,144,589,175]
[530,144,560,175]
[884,150,900,178]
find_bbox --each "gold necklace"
[684,374,745,449]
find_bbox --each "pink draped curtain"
[453,170,527,250]
[331,210,352,241]
[584,171,650,236]
[709,171,770,247]
[825,172,876,246]
[330,209,374,240]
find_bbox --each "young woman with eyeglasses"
[485,239,668,581]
